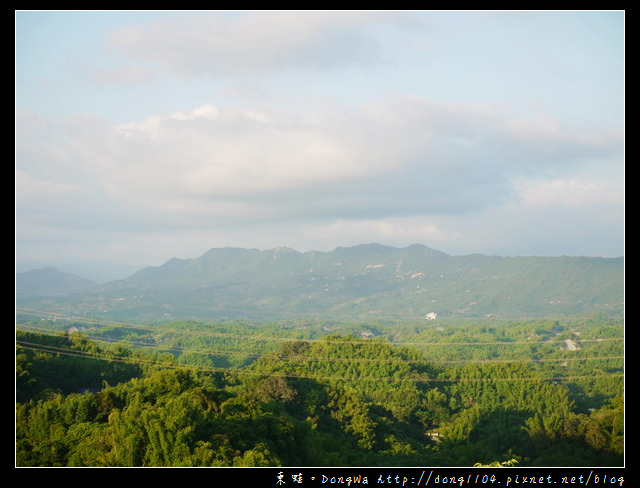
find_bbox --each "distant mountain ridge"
[16,267,97,297]
[16,244,624,321]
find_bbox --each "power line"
[16,325,624,368]
[15,319,624,348]
[16,310,624,386]
[16,338,624,385]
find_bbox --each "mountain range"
[16,243,624,322]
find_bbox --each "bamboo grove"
[15,315,623,467]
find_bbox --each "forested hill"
[16,327,624,467]
[16,244,623,321]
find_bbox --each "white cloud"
[108,103,374,206]
[16,94,624,264]
[170,103,219,121]
[106,11,393,78]
[18,97,623,221]
[517,177,623,209]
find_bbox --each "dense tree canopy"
[15,317,623,467]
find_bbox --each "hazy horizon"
[16,241,624,285]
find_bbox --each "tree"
[254,376,297,404]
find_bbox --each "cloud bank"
[16,96,623,260]
[15,11,624,273]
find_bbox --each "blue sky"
[15,10,624,280]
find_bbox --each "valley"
[15,244,624,467]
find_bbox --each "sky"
[15,10,625,280]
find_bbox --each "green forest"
[15,315,623,467]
